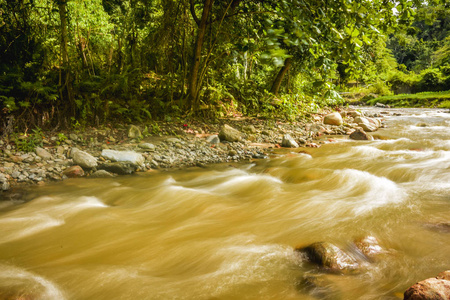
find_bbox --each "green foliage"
[13,128,44,153]
[56,133,67,145]
[367,91,450,107]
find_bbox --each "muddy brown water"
[0,108,449,299]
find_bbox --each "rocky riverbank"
[0,107,386,195]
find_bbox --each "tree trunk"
[187,0,213,111]
[270,58,292,96]
[57,0,75,119]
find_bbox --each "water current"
[0,108,449,299]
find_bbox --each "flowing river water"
[0,108,449,300]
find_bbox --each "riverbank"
[0,106,388,195]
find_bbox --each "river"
[0,108,449,299]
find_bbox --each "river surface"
[0,108,449,300]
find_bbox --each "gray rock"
[295,242,359,274]
[73,150,98,169]
[101,149,145,166]
[90,170,115,178]
[355,117,378,132]
[99,162,137,175]
[323,112,343,126]
[219,124,242,142]
[0,173,10,191]
[243,125,257,134]
[69,133,78,141]
[35,147,52,159]
[404,271,450,300]
[281,134,299,148]
[127,125,142,139]
[138,143,156,151]
[206,135,220,145]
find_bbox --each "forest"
[0,0,449,134]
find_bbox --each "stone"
[281,134,299,148]
[323,112,343,126]
[90,170,115,178]
[101,149,145,166]
[355,116,378,132]
[218,124,242,142]
[35,147,52,160]
[56,146,65,155]
[353,236,385,261]
[138,143,156,151]
[350,129,373,141]
[98,162,137,175]
[127,125,142,139]
[0,173,10,191]
[62,166,85,178]
[69,133,78,141]
[243,125,257,134]
[206,135,220,145]
[73,150,98,169]
[404,271,450,300]
[295,242,359,274]
[348,110,362,118]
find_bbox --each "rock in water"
[101,149,145,166]
[218,124,242,142]
[404,271,450,300]
[353,236,385,261]
[35,147,52,160]
[99,162,137,175]
[323,112,343,126]
[62,166,85,178]
[354,116,378,132]
[282,134,299,148]
[73,150,97,169]
[350,129,373,141]
[90,170,115,178]
[296,242,359,274]
[127,125,142,139]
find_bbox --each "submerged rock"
[350,129,373,141]
[353,236,385,261]
[404,271,450,300]
[218,124,242,142]
[296,242,359,274]
[354,116,378,132]
[297,274,340,300]
[98,162,137,175]
[323,112,343,126]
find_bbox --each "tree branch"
[190,0,201,26]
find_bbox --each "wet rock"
[323,112,343,126]
[404,271,450,300]
[101,149,144,166]
[243,125,257,134]
[353,236,385,261]
[295,242,359,274]
[350,129,373,141]
[219,124,242,142]
[35,147,52,160]
[90,170,115,178]
[138,143,156,151]
[416,123,428,127]
[62,166,85,178]
[281,134,299,148]
[348,110,363,118]
[127,125,142,139]
[298,274,340,300]
[354,116,378,132]
[422,221,450,233]
[73,150,97,169]
[206,135,220,145]
[99,162,137,175]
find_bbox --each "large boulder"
[295,242,359,274]
[218,124,242,142]
[281,134,299,148]
[73,150,97,169]
[404,271,450,300]
[101,149,145,166]
[98,162,137,175]
[323,112,343,126]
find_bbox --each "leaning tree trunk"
[57,0,75,121]
[186,0,213,112]
[270,57,292,96]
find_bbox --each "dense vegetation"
[0,0,448,135]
